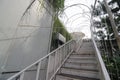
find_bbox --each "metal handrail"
[90,15,111,80]
[7,39,76,80]
[92,36,111,80]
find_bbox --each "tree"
[93,1,120,79]
[94,0,120,49]
[103,0,120,49]
[109,0,120,9]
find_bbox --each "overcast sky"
[60,0,95,38]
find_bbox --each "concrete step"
[60,67,99,79]
[77,51,95,53]
[64,62,98,70]
[74,51,95,55]
[70,54,95,58]
[66,58,97,64]
[83,39,92,42]
[69,56,96,60]
[56,73,100,80]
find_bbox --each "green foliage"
[103,55,120,79]
[93,0,120,39]
[93,1,120,79]
[53,17,72,41]
[49,0,65,12]
[97,30,106,39]
[109,0,120,8]
[50,17,72,51]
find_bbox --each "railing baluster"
[54,51,57,71]
[58,49,60,66]
[56,50,59,69]
[36,61,41,80]
[46,55,51,80]
[7,40,75,80]
[53,53,55,73]
[46,53,55,80]
[20,72,24,80]
[61,47,64,60]
[69,43,70,50]
[59,49,61,64]
[63,46,65,58]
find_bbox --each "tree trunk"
[103,0,120,49]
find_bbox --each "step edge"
[56,73,100,80]
[65,62,98,65]
[61,67,99,72]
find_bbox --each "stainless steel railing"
[7,40,76,80]
[90,14,111,80]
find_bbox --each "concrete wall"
[0,0,53,79]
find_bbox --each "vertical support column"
[58,49,60,66]
[36,62,41,80]
[20,72,25,80]
[46,55,51,80]
[46,54,55,80]
[54,51,58,71]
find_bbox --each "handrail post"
[36,62,41,80]
[20,72,24,80]
[90,9,111,80]
[46,55,53,80]
[7,40,75,80]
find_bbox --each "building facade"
[0,0,54,79]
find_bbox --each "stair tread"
[60,67,99,79]
[66,60,97,64]
[61,67,98,72]
[64,62,97,69]
[70,54,96,58]
[69,56,95,59]
[57,73,100,80]
[65,62,97,65]
[78,51,94,52]
[68,58,96,61]
[71,53,95,55]
[70,54,95,57]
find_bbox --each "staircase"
[55,39,100,80]
[6,39,110,80]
